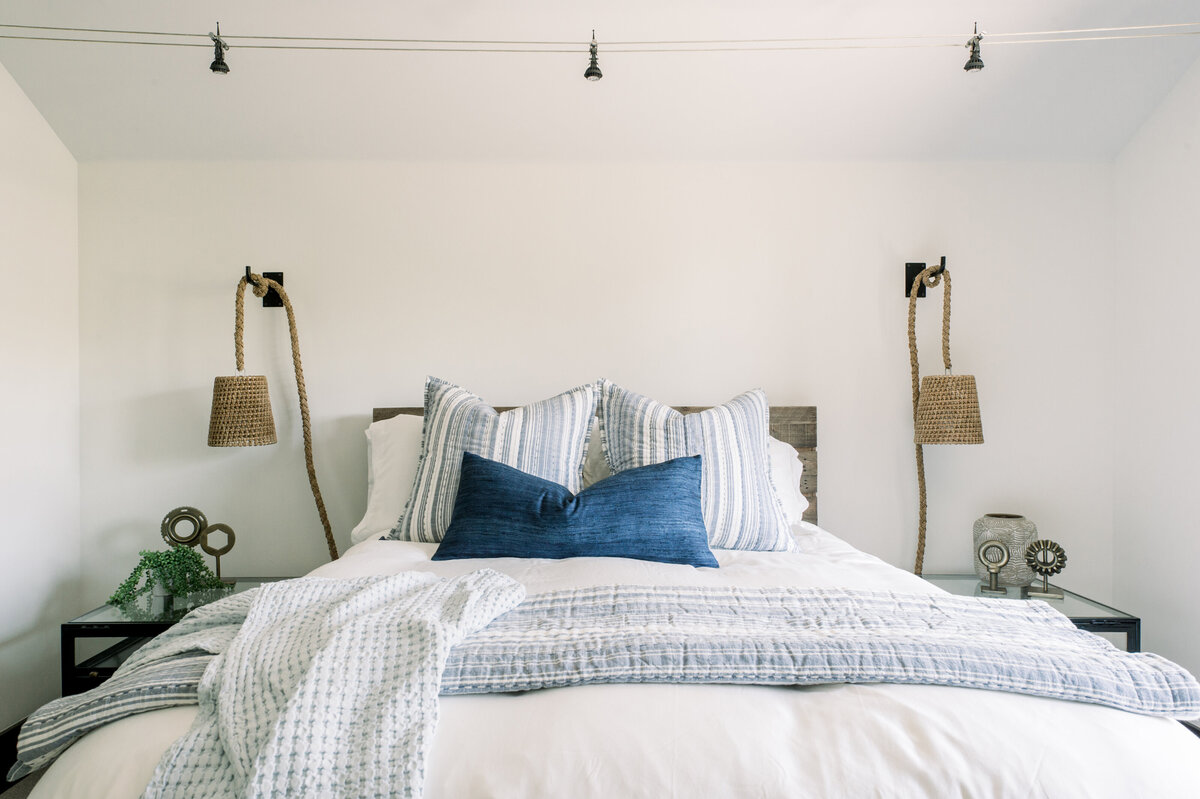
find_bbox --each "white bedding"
[31,525,1200,798]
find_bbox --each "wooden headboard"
[373,405,817,524]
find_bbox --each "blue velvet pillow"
[433,452,718,568]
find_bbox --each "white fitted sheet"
[31,525,1200,798]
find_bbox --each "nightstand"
[922,574,1141,652]
[61,577,288,696]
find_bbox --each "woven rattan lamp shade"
[208,375,278,447]
[914,374,983,445]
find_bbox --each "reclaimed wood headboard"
[373,405,817,525]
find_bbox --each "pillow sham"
[350,413,425,545]
[767,436,809,524]
[390,377,597,543]
[434,452,717,568]
[598,379,793,551]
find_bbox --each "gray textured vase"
[972,514,1038,587]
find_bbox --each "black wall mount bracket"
[905,256,946,298]
[261,272,284,307]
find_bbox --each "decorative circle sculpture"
[200,523,236,558]
[976,539,1010,570]
[1025,540,1067,577]
[161,506,208,547]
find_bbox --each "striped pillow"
[389,377,597,543]
[598,379,793,551]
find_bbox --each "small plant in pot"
[108,546,226,606]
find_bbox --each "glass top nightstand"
[62,577,288,695]
[922,573,1140,652]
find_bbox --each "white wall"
[78,161,1116,606]
[1113,56,1200,679]
[0,62,79,728]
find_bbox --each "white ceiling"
[1,0,1198,161]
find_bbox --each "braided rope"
[234,276,248,372]
[907,265,949,575]
[235,274,339,561]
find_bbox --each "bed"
[19,385,1200,798]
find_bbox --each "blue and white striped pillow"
[389,377,598,543]
[598,379,794,551]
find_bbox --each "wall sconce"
[208,267,339,560]
[906,257,983,574]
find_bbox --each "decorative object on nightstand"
[161,506,237,581]
[972,513,1038,587]
[201,524,236,581]
[906,257,985,575]
[975,539,1009,595]
[208,266,339,560]
[160,505,207,546]
[107,547,225,609]
[1023,540,1067,599]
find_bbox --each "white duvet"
[32,525,1200,798]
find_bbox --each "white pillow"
[767,436,809,523]
[349,413,424,545]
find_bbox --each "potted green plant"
[108,546,226,606]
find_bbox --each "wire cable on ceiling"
[2,20,1199,52]
[2,31,1198,53]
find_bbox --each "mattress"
[29,524,1200,798]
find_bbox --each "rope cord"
[234,274,339,561]
[907,265,951,575]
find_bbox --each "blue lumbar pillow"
[433,452,718,568]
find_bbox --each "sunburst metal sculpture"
[1022,540,1067,599]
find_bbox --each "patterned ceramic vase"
[972,514,1038,587]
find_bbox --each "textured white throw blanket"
[142,570,524,799]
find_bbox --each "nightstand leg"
[60,625,73,696]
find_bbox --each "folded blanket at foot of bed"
[12,577,1200,788]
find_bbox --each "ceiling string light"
[584,30,602,81]
[1,20,1198,70]
[964,22,984,71]
[209,22,229,74]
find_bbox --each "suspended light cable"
[1,21,1198,55]
[5,32,1197,53]
[4,20,1200,46]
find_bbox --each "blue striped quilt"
[12,579,1200,782]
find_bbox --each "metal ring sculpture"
[161,506,208,547]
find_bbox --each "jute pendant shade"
[907,263,983,575]
[208,271,339,560]
[208,375,277,446]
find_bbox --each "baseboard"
[1,718,24,786]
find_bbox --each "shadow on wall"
[0,574,81,713]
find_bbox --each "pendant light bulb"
[210,22,230,74]
[584,30,603,81]
[964,22,984,72]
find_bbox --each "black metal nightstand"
[61,577,288,696]
[921,574,1141,652]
